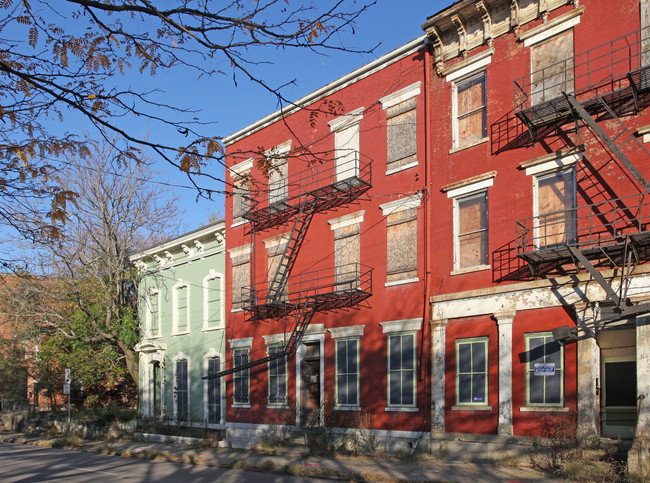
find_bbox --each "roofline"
[129,220,225,261]
[223,35,427,147]
[421,0,471,31]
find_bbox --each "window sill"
[385,277,419,287]
[386,161,418,176]
[519,406,569,413]
[203,326,224,333]
[452,405,492,411]
[451,265,491,276]
[232,404,251,409]
[267,405,289,409]
[171,331,190,337]
[335,406,361,411]
[385,407,419,413]
[449,136,489,154]
[230,308,244,313]
[231,218,248,229]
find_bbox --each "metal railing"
[516,193,650,256]
[514,26,650,112]
[242,262,373,310]
[243,150,372,227]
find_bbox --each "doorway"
[300,342,321,427]
[601,356,637,439]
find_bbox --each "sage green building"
[131,220,226,427]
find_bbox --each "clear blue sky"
[152,1,450,231]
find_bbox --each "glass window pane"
[472,374,486,402]
[401,372,414,406]
[472,342,486,374]
[458,374,472,403]
[458,343,472,373]
[529,371,544,404]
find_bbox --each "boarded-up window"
[455,191,489,269]
[526,334,564,406]
[531,30,574,105]
[387,208,417,283]
[335,123,360,181]
[267,238,289,300]
[536,169,575,247]
[386,98,417,171]
[231,250,251,310]
[334,224,360,290]
[455,72,487,147]
[268,157,288,205]
[233,173,250,221]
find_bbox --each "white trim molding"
[329,325,365,339]
[329,107,365,132]
[380,82,422,110]
[328,210,365,231]
[203,270,225,331]
[229,337,253,349]
[445,48,494,83]
[380,318,423,333]
[380,193,423,215]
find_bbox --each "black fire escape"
[513,27,650,335]
[213,153,373,378]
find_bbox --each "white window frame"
[232,347,250,406]
[329,107,364,182]
[203,349,224,426]
[525,332,565,408]
[451,70,488,150]
[335,337,360,408]
[267,344,288,407]
[266,140,291,205]
[172,281,190,335]
[172,352,190,421]
[203,270,225,331]
[455,337,489,407]
[447,176,494,273]
[386,332,417,410]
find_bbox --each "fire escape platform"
[243,155,372,232]
[514,26,650,137]
[516,194,650,274]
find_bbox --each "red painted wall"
[224,47,430,431]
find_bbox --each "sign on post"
[63,383,70,395]
[65,368,71,384]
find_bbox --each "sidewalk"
[0,431,559,482]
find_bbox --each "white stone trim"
[263,233,290,249]
[386,160,419,176]
[203,270,225,331]
[295,331,325,427]
[328,210,365,230]
[385,277,419,287]
[229,158,253,177]
[379,193,423,215]
[380,82,422,109]
[525,153,581,176]
[265,140,292,156]
[380,318,422,333]
[171,280,190,336]
[262,333,292,345]
[172,352,190,421]
[228,244,252,258]
[523,14,581,48]
[445,53,492,83]
[229,337,253,348]
[328,325,365,339]
[446,177,494,199]
[328,107,365,132]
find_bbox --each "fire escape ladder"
[564,93,650,193]
[284,298,318,357]
[266,195,317,304]
[567,245,622,307]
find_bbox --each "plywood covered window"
[386,98,417,172]
[232,172,251,221]
[531,30,574,105]
[535,169,576,248]
[268,157,288,205]
[387,208,417,283]
[230,247,251,310]
[454,191,489,270]
[454,71,487,147]
[334,223,360,290]
[266,237,289,300]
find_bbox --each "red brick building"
[221,0,650,466]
